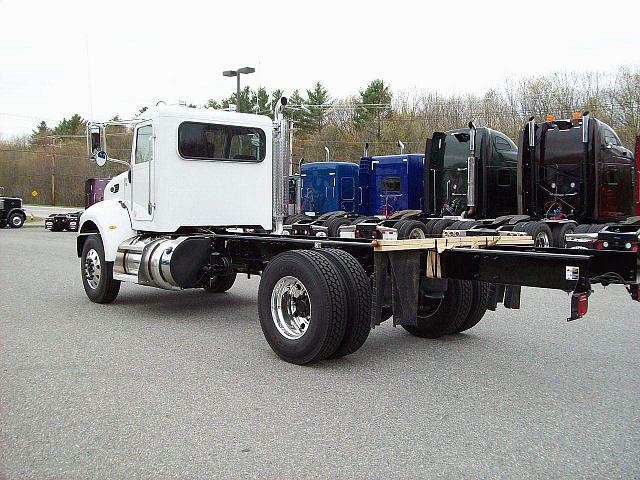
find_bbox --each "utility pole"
[49,136,57,206]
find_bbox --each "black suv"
[0,197,26,228]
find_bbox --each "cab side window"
[603,127,620,146]
[135,125,153,164]
[495,136,512,151]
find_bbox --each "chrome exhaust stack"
[466,121,477,209]
[272,97,289,234]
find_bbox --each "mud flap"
[371,251,421,327]
[504,285,521,309]
[487,284,521,310]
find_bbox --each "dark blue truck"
[285,155,424,237]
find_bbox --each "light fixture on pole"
[222,67,255,113]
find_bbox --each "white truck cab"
[91,105,273,233]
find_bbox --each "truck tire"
[430,218,455,236]
[575,224,592,234]
[445,220,476,232]
[397,219,429,239]
[204,272,237,293]
[512,221,529,233]
[524,221,552,247]
[402,279,473,338]
[284,214,311,225]
[551,223,576,248]
[316,249,371,358]
[325,216,352,237]
[258,250,348,364]
[81,234,121,304]
[454,281,491,333]
[423,219,441,235]
[8,212,24,228]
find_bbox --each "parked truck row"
[44,178,110,232]
[76,100,640,365]
[284,114,639,250]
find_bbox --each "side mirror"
[95,150,107,167]
[601,142,613,151]
[87,124,103,159]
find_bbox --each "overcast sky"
[1,0,638,137]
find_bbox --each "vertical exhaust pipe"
[581,111,591,218]
[527,116,537,216]
[364,142,369,157]
[466,122,477,213]
[272,97,289,234]
[296,157,305,214]
[397,140,405,155]
[325,146,330,162]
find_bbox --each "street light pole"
[222,67,255,113]
[237,74,241,111]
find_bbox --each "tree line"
[1,67,638,206]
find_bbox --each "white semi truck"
[77,99,640,365]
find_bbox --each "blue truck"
[285,155,425,236]
[357,154,425,216]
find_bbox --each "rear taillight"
[371,229,382,239]
[596,240,607,250]
[354,228,361,238]
[569,291,589,321]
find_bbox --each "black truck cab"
[426,125,518,219]
[0,196,26,228]
[518,114,635,223]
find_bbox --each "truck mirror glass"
[88,124,103,159]
[95,150,107,167]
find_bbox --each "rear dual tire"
[258,249,371,364]
[402,280,489,338]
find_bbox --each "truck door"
[598,125,634,220]
[132,123,154,221]
[340,176,356,212]
[484,133,518,217]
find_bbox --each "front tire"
[81,235,120,304]
[8,212,24,228]
[258,250,348,364]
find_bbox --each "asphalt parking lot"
[1,228,638,478]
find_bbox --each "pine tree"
[353,79,392,140]
[305,82,331,133]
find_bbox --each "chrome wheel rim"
[271,276,311,340]
[408,228,426,239]
[84,249,101,289]
[12,216,21,226]
[535,231,550,248]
